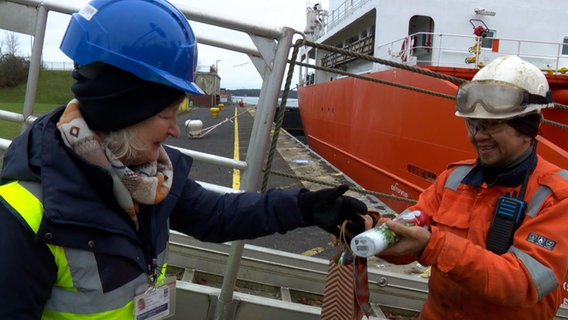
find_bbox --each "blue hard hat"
[60,0,204,95]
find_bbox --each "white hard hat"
[455,55,553,119]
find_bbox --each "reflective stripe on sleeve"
[510,246,557,299]
[1,181,146,317]
[0,181,43,233]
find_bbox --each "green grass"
[0,70,74,139]
[0,69,74,108]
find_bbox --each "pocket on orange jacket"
[432,191,473,237]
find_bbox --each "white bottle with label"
[350,210,428,257]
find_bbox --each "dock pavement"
[166,103,401,262]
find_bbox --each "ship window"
[481,30,495,49]
[346,36,358,45]
[407,164,437,182]
[562,37,568,55]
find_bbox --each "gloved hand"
[298,185,371,238]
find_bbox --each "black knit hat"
[507,112,542,138]
[71,63,184,132]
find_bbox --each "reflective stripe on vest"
[444,165,472,191]
[444,166,568,217]
[0,181,149,319]
[443,167,568,298]
[525,170,568,218]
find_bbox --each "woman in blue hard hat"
[0,0,372,318]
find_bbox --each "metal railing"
[326,0,371,34]
[377,32,568,72]
[0,1,299,319]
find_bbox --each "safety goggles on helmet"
[456,80,552,115]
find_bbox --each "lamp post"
[214,60,221,106]
[215,59,221,72]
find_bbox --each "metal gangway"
[1,1,567,319]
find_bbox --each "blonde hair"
[103,128,147,164]
[102,97,184,164]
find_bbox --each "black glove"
[298,185,369,238]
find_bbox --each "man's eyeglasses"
[465,118,508,135]
[456,80,551,115]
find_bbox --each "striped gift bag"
[321,223,370,320]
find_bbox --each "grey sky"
[4,0,327,89]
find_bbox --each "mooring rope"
[295,38,568,129]
[260,35,303,192]
[261,36,418,204]
[261,35,568,206]
[189,108,253,138]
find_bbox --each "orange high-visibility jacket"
[401,155,568,320]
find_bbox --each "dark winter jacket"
[0,106,306,319]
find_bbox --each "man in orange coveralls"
[377,55,568,319]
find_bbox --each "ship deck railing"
[304,31,568,85]
[325,0,372,33]
[376,32,568,74]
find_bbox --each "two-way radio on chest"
[486,167,531,255]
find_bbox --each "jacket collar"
[463,144,537,188]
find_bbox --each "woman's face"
[123,102,181,166]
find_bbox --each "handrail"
[377,32,568,72]
[326,0,371,34]
[0,1,299,319]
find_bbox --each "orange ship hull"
[298,68,568,213]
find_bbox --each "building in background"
[188,64,221,107]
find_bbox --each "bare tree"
[0,32,29,87]
[4,32,20,55]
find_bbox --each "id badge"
[134,276,177,320]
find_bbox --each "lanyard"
[138,206,159,286]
